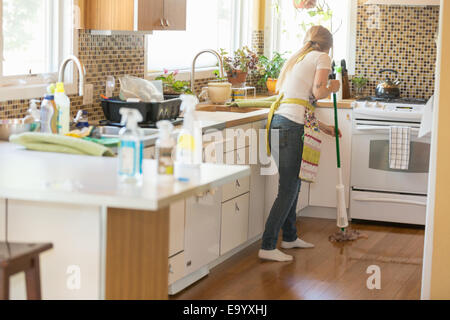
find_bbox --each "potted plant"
[218,47,259,88]
[155,69,193,95]
[351,76,369,99]
[257,52,287,95]
[293,0,317,9]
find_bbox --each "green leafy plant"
[155,69,193,95]
[351,76,369,89]
[218,47,259,74]
[212,70,228,82]
[257,52,287,86]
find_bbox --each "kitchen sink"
[196,105,263,113]
[97,126,159,138]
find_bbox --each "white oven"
[350,117,430,225]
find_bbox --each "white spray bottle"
[174,94,201,182]
[118,108,144,185]
[156,120,175,183]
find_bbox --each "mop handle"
[333,93,341,169]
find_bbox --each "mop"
[329,93,366,243]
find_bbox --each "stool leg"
[0,269,9,300]
[25,257,41,300]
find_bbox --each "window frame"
[266,0,358,75]
[145,0,254,81]
[0,0,77,102]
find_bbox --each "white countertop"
[0,142,250,211]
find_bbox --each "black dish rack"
[101,95,182,124]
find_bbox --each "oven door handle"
[353,197,427,207]
[355,125,420,134]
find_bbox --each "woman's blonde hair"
[276,25,333,92]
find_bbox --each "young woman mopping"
[259,26,341,262]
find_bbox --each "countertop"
[0,142,250,211]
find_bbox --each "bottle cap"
[56,82,65,93]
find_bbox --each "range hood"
[365,0,440,5]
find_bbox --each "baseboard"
[298,206,339,220]
[168,266,209,296]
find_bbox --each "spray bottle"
[55,82,71,135]
[118,108,144,185]
[174,94,201,182]
[156,120,175,183]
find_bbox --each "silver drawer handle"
[235,180,241,188]
[169,264,174,274]
[235,203,240,212]
[165,19,170,27]
[160,18,164,27]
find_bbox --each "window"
[147,0,253,75]
[0,0,73,99]
[268,0,357,74]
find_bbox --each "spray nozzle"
[119,108,143,129]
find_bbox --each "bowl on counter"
[0,119,39,141]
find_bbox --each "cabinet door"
[220,193,250,255]
[82,0,134,31]
[309,109,352,208]
[138,0,165,31]
[164,0,187,30]
[169,200,185,258]
[168,252,185,285]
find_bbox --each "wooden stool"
[0,242,53,300]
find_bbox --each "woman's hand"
[319,122,342,138]
[328,80,341,93]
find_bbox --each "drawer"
[224,123,253,152]
[168,252,185,285]
[220,193,250,255]
[222,147,251,202]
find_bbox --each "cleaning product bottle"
[23,100,41,133]
[118,108,144,185]
[74,110,89,129]
[55,82,71,135]
[334,65,343,102]
[156,120,175,182]
[174,94,201,182]
[40,85,58,134]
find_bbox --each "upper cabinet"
[76,0,187,32]
[364,0,440,5]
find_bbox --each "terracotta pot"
[293,0,316,9]
[227,70,248,88]
[266,78,278,95]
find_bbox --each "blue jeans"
[261,115,305,250]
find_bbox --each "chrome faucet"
[58,55,86,96]
[191,49,225,94]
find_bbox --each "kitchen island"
[0,142,250,300]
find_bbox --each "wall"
[355,0,440,99]
[428,0,450,300]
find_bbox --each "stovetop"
[357,96,428,105]
[99,118,184,129]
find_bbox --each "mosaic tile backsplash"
[354,0,439,100]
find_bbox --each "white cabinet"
[168,200,185,258]
[168,252,186,285]
[184,192,221,276]
[249,120,267,239]
[309,108,352,208]
[220,193,250,255]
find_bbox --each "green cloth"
[83,137,120,148]
[10,133,115,157]
[227,95,278,108]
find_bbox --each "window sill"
[0,83,78,102]
[146,67,219,82]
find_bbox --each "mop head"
[329,228,367,243]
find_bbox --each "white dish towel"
[389,126,411,170]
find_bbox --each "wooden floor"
[173,217,425,300]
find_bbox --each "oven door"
[351,120,430,195]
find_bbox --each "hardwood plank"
[172,217,424,300]
[106,207,169,300]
